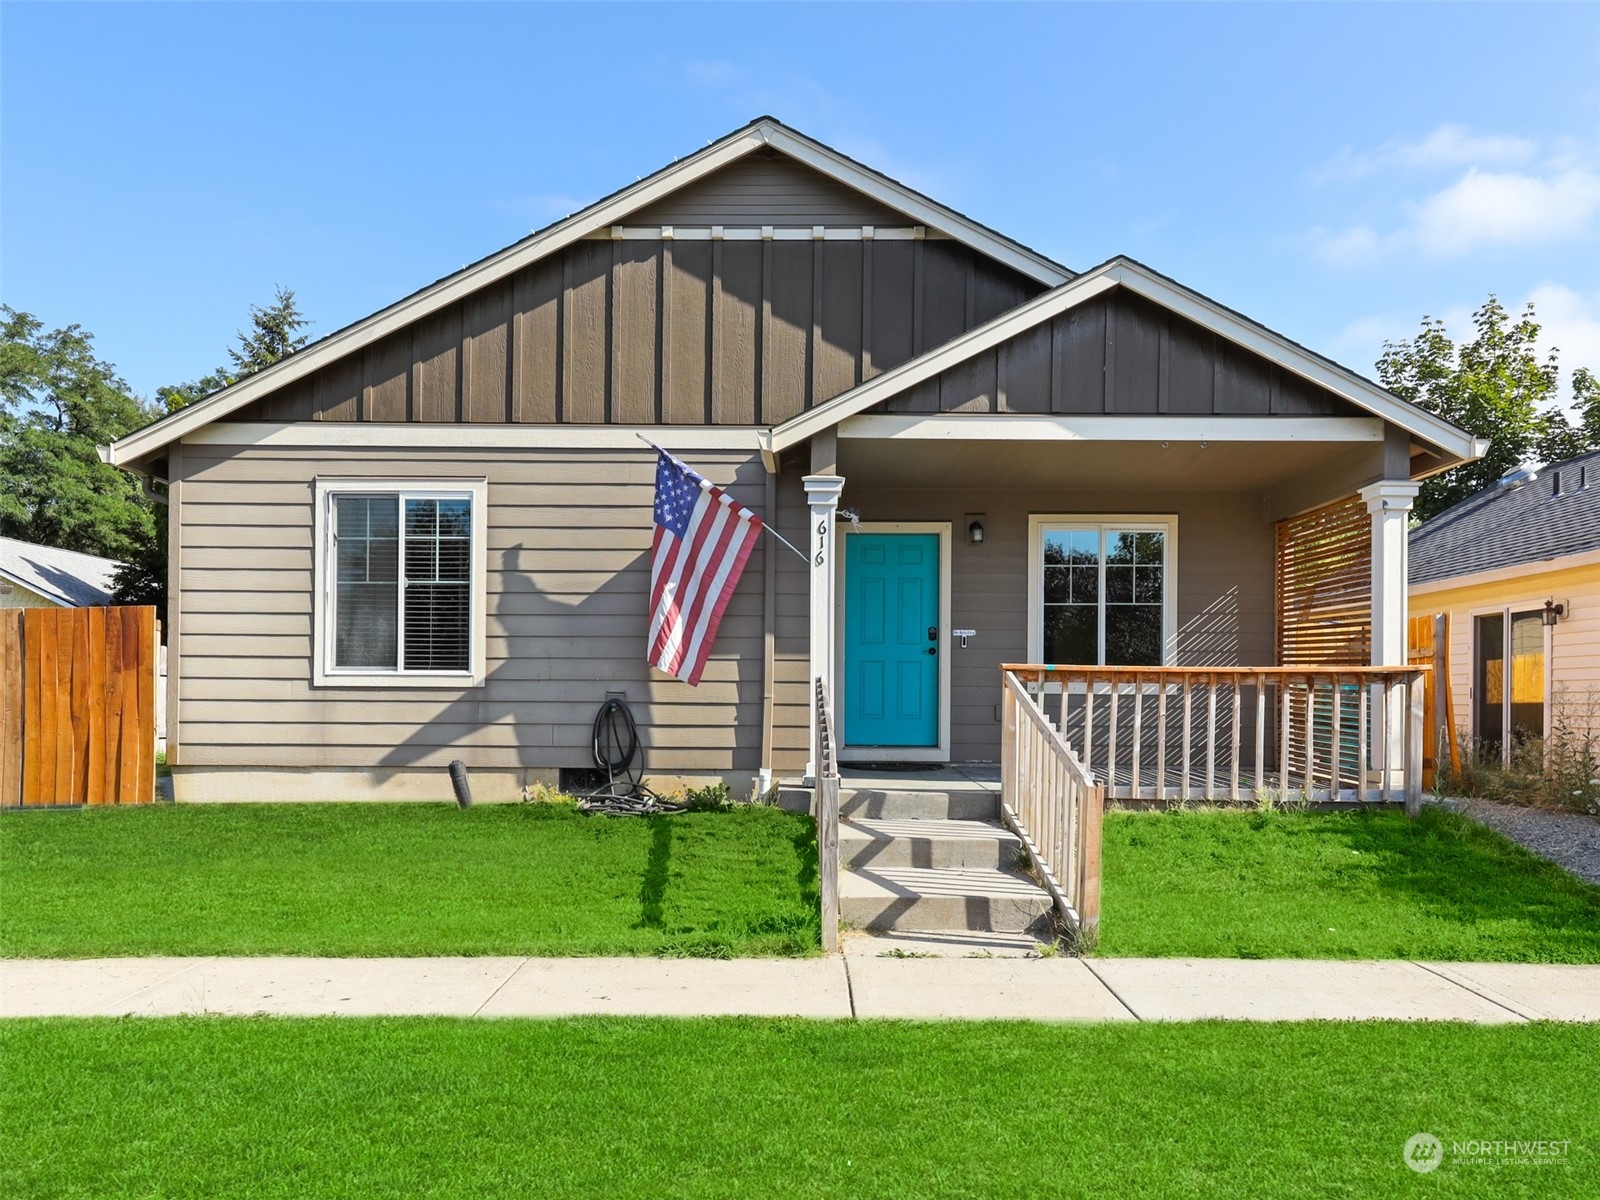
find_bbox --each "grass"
[1097,806,1600,962]
[0,803,819,958]
[2,1017,1595,1198]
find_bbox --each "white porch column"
[1361,479,1421,796]
[804,474,845,783]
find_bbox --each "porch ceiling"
[837,436,1361,491]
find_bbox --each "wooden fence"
[1409,612,1459,788]
[1,606,159,807]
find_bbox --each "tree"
[1378,297,1599,523]
[0,307,158,562]
[159,285,311,413]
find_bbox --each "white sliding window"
[314,478,488,687]
[1027,515,1177,666]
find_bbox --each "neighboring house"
[101,117,1482,803]
[1410,450,1600,762]
[0,537,121,609]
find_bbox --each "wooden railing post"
[1406,671,1425,819]
[1078,782,1104,945]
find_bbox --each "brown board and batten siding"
[234,158,1042,428]
[173,444,799,774]
[884,288,1368,417]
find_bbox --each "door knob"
[927,646,937,655]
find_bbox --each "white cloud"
[1408,168,1600,256]
[1316,123,1537,182]
[1333,284,1600,412]
[1310,223,1389,267]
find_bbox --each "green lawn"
[1097,806,1600,962]
[0,803,819,958]
[2,1017,1594,1198]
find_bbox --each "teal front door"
[844,532,939,748]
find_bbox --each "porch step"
[839,866,1053,934]
[841,817,1022,870]
[839,788,999,821]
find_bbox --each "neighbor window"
[1027,517,1176,666]
[314,479,487,686]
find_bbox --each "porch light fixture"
[967,518,985,544]
[1542,598,1566,628]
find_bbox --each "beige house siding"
[172,442,790,778]
[1412,560,1600,746]
[834,481,1275,762]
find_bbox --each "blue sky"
[4,2,1598,407]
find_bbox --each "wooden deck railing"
[1002,665,1428,815]
[1000,672,1105,944]
[813,677,840,954]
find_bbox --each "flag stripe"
[647,450,764,686]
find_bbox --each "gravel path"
[1456,798,1600,887]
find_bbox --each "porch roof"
[766,258,1486,474]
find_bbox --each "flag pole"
[636,432,809,563]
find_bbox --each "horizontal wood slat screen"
[1276,495,1372,781]
[1,606,157,807]
[1275,495,1372,667]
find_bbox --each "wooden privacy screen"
[0,606,158,806]
[1275,496,1372,779]
[1275,495,1372,666]
[1409,612,1459,788]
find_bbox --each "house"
[101,117,1483,805]
[0,536,121,609]
[1410,450,1600,762]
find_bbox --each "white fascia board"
[107,120,1071,470]
[183,423,767,451]
[760,126,1072,287]
[838,414,1385,442]
[1109,264,1481,463]
[773,258,1480,466]
[1410,547,1600,596]
[770,267,1124,452]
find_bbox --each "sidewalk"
[4,953,1597,1022]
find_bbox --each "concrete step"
[839,788,999,821]
[840,817,1022,870]
[839,865,1053,934]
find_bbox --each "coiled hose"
[576,698,682,816]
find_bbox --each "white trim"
[312,477,488,689]
[770,259,1484,466]
[1025,514,1179,669]
[595,225,932,241]
[836,522,952,763]
[187,422,764,451]
[103,119,1070,469]
[1410,547,1600,596]
[837,414,1385,443]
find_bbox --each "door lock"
[927,626,937,641]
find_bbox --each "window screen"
[331,492,472,674]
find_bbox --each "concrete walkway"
[4,954,1597,1022]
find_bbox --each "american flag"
[648,448,763,686]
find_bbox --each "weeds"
[1445,685,1600,815]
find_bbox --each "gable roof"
[766,257,1485,466]
[103,117,1073,472]
[0,537,122,607]
[1410,449,1600,585]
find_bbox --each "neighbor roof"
[103,117,1073,472]
[767,256,1485,467]
[1411,449,1600,585]
[0,537,122,607]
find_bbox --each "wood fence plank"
[51,608,74,803]
[21,610,42,805]
[134,607,156,804]
[31,609,60,804]
[85,607,107,804]
[1,612,21,805]
[71,608,92,805]
[104,610,125,802]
